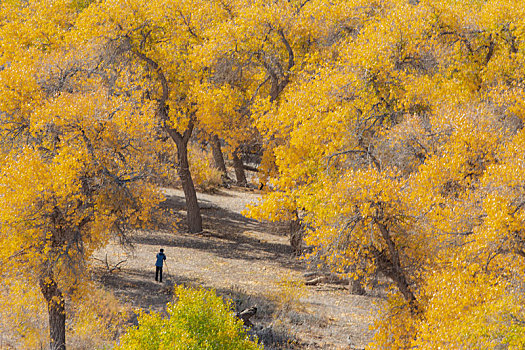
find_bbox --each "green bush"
[116,285,262,350]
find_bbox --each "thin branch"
[325,148,381,171]
[296,0,312,14]
[436,231,474,236]
[6,244,37,261]
[325,149,368,168]
[243,164,259,172]
[178,11,201,40]
[511,201,525,215]
[278,29,295,72]
[249,75,270,104]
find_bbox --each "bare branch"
[325,149,368,168]
[243,164,259,172]
[325,148,381,171]
[436,231,474,236]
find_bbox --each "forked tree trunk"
[163,116,202,233]
[210,134,229,181]
[232,149,247,187]
[40,276,66,350]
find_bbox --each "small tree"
[116,285,262,350]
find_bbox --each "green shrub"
[116,285,262,350]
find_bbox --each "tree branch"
[178,11,201,40]
[243,164,259,172]
[129,41,187,144]
[325,149,381,171]
[278,29,295,72]
[374,220,419,311]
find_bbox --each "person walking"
[155,248,167,283]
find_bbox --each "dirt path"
[94,187,379,349]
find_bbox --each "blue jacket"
[155,252,166,267]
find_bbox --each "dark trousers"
[155,266,163,282]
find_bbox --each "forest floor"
[93,186,380,349]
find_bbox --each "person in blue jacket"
[155,248,167,282]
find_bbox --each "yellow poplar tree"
[76,0,237,233]
[0,1,162,348]
[195,0,363,187]
[248,0,525,347]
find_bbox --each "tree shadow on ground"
[93,189,375,349]
[95,266,198,311]
[96,264,305,349]
[135,192,303,271]
[131,221,302,272]
[160,192,290,238]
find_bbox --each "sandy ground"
[93,187,380,349]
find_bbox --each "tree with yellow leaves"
[3,0,525,348]
[75,0,242,233]
[0,1,162,348]
[248,0,525,348]
[195,0,363,188]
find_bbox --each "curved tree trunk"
[175,135,202,233]
[131,49,203,234]
[232,149,247,187]
[375,221,419,312]
[40,276,66,350]
[210,134,229,182]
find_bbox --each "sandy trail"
[94,187,379,349]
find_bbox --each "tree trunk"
[40,276,66,350]
[375,221,419,312]
[175,137,203,233]
[290,211,304,255]
[232,149,247,187]
[131,49,203,233]
[210,134,229,182]
[350,276,366,295]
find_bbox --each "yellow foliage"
[245,0,525,347]
[188,145,223,193]
[2,0,525,347]
[0,278,47,349]
[0,0,164,346]
[69,285,132,349]
[413,265,525,349]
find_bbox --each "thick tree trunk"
[40,276,66,350]
[175,137,203,233]
[232,149,247,187]
[161,115,202,234]
[210,134,229,182]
